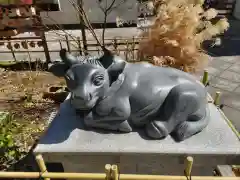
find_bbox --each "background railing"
[0,35,144,63]
[0,0,237,64]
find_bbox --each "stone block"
[34,98,240,176]
[210,77,239,91]
[209,58,232,71]
[234,86,240,94]
[220,71,240,83]
[214,56,239,64]
[221,106,240,132]
[229,64,240,73]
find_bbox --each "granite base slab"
[34,97,240,176]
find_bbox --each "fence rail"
[0,171,239,180]
[0,36,143,62]
[0,153,239,180]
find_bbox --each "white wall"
[40,0,138,25]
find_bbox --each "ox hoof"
[118,120,132,132]
[145,121,169,139]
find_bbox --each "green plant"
[0,112,22,169]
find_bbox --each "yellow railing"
[202,70,240,139]
[0,171,239,180]
[0,154,239,180]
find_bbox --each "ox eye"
[93,74,104,86]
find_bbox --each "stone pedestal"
[34,96,240,177]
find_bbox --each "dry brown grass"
[137,0,229,73]
[0,70,64,158]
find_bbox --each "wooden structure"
[0,2,50,63]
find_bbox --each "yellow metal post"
[0,171,240,180]
[111,165,119,180]
[202,70,209,86]
[35,154,50,180]
[185,156,194,177]
[214,91,221,106]
[105,164,111,180]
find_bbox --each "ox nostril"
[72,94,84,100]
[73,93,92,101]
[89,93,92,101]
[79,96,85,100]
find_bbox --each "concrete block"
[34,97,240,176]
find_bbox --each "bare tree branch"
[40,13,77,42]
[109,0,127,13]
[101,0,116,45]
[41,0,129,54]
[43,11,79,42]
[97,0,127,45]
[106,0,117,12]
[39,17,79,50]
[68,0,104,49]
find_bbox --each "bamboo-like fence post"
[111,165,119,180]
[214,91,221,106]
[202,70,209,86]
[0,171,240,180]
[105,164,111,180]
[35,154,50,180]
[185,156,194,177]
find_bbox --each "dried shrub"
[137,0,229,73]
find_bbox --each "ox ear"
[99,48,126,84]
[48,49,77,77]
[60,49,78,65]
[107,56,126,80]
[98,48,114,69]
[48,62,70,77]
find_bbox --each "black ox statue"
[48,49,210,141]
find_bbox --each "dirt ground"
[0,69,65,170]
